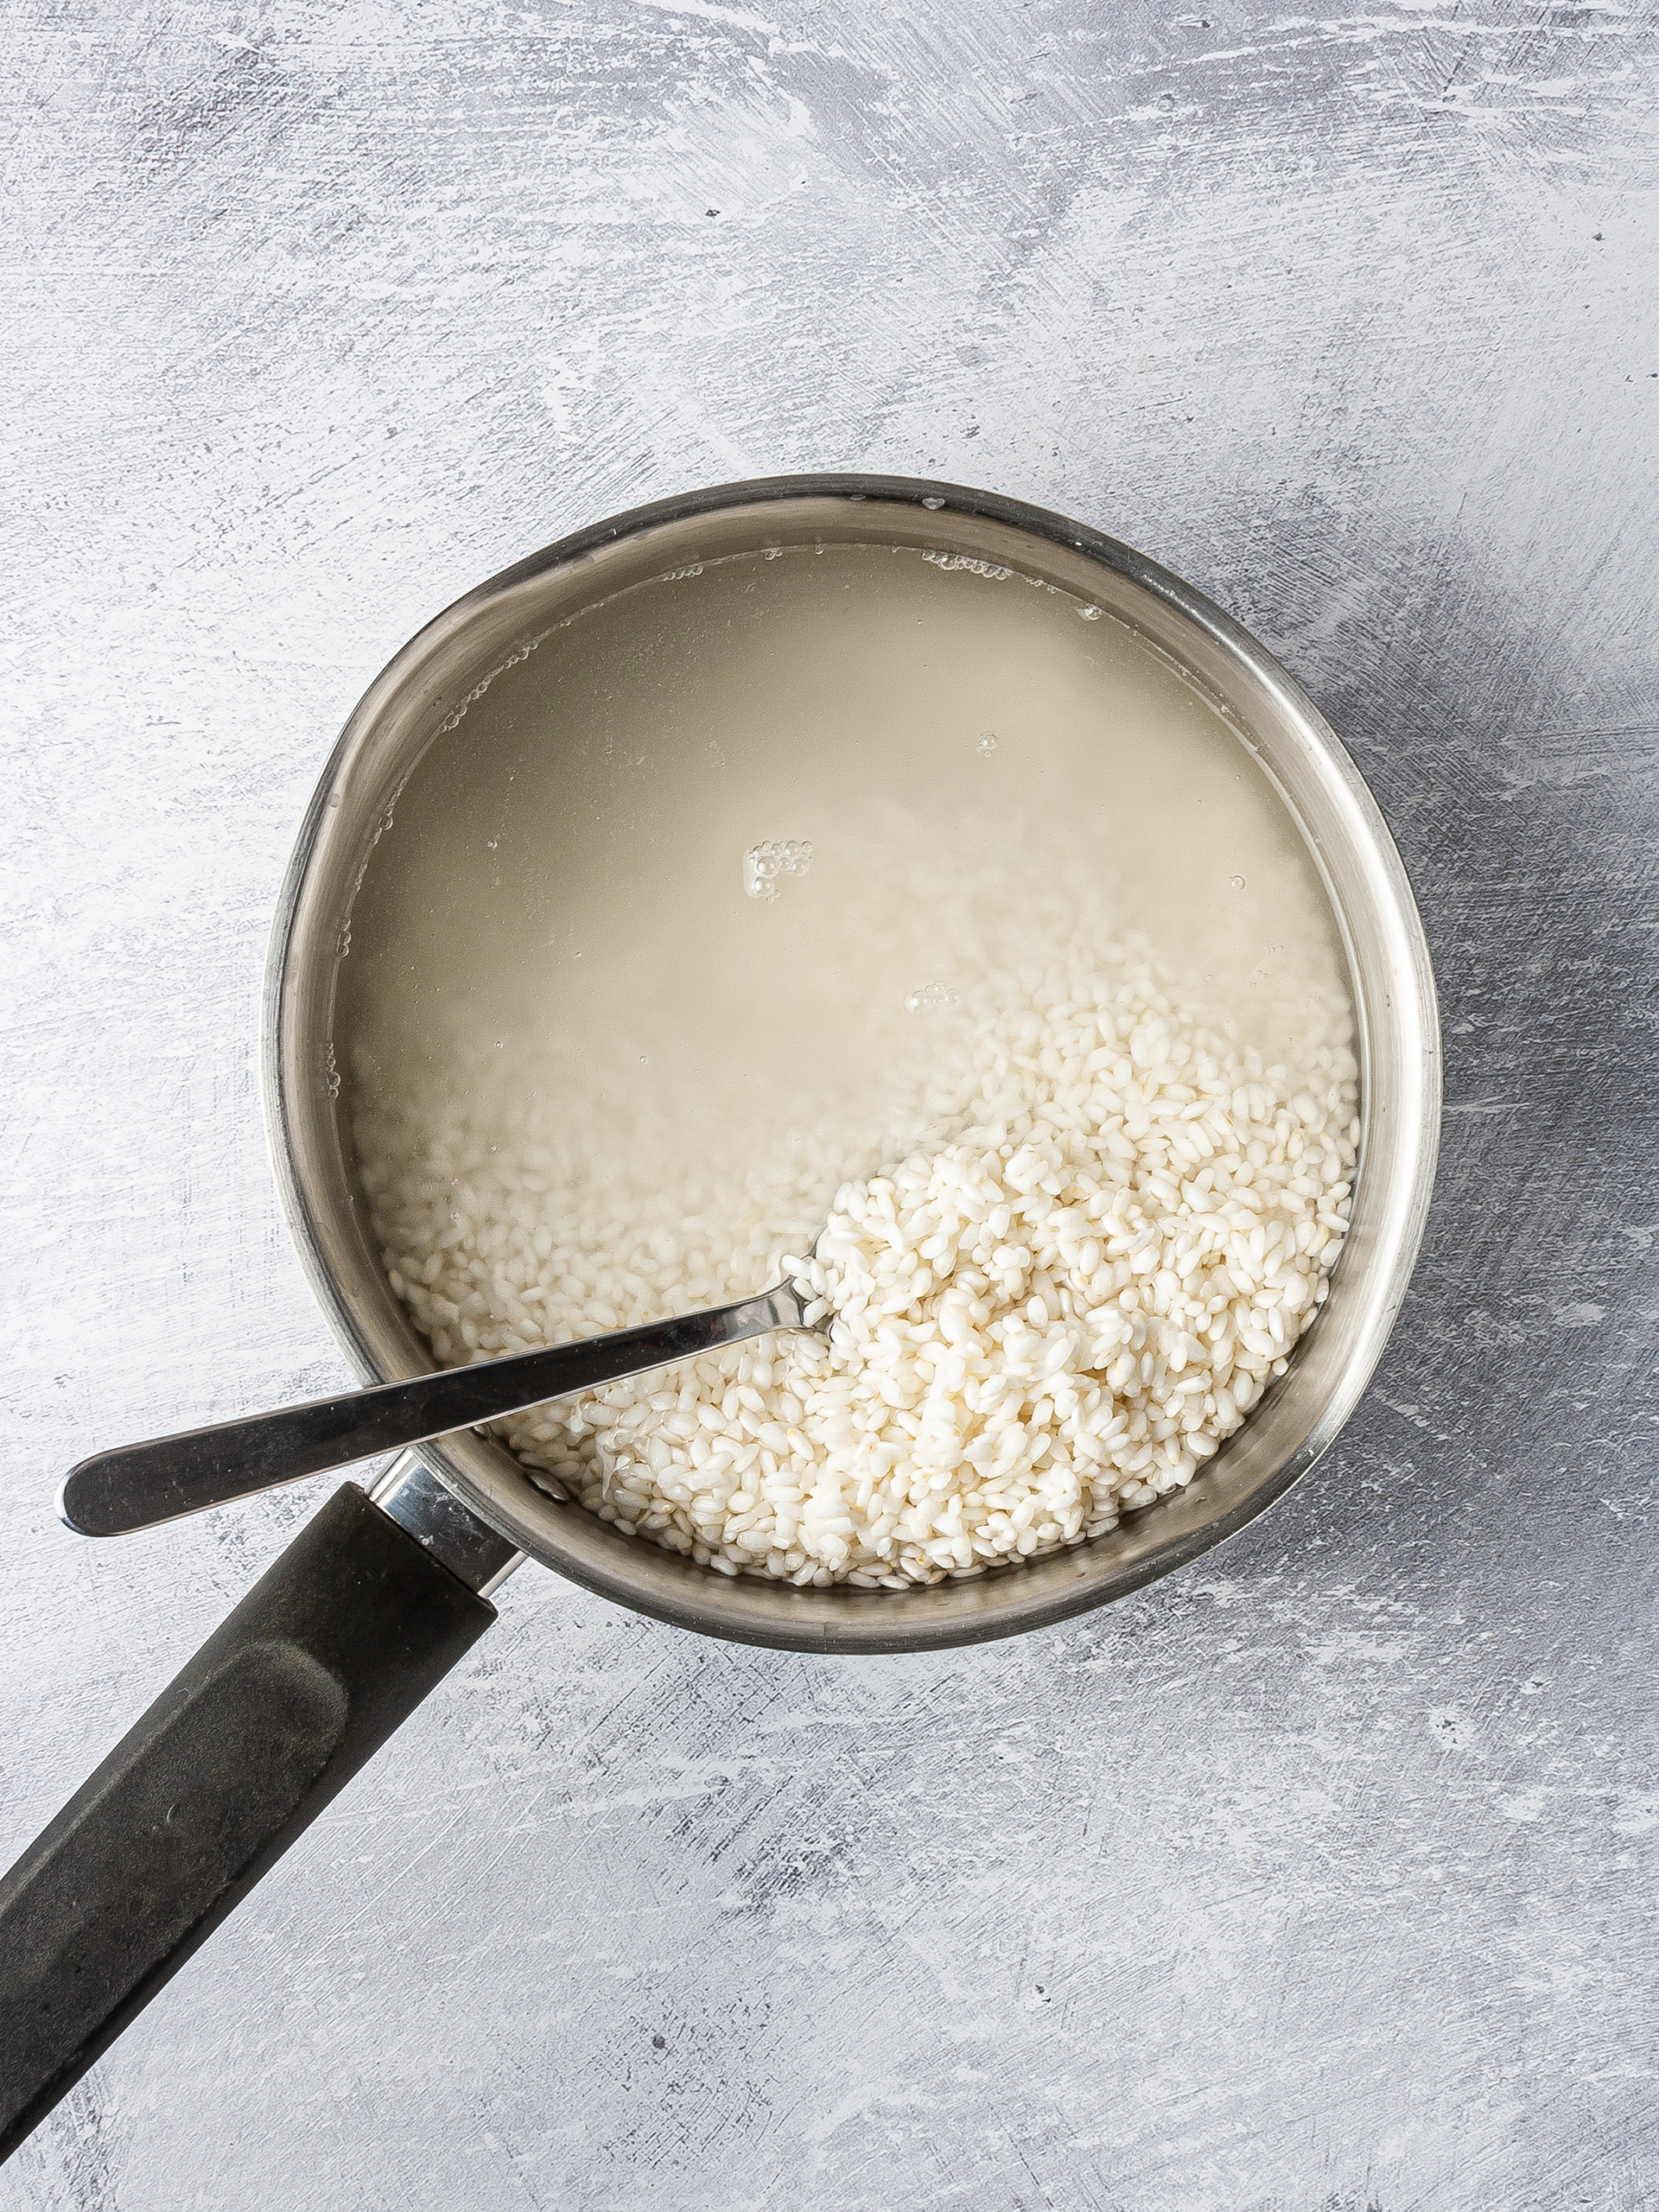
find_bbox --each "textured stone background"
[3,3,1657,2206]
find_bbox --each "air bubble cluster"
[745,838,813,902]
[976,730,998,757]
[905,981,962,1014]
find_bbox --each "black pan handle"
[0,1482,496,2162]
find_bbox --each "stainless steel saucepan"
[0,476,1440,2160]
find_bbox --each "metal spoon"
[60,1281,820,1538]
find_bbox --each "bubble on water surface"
[906,982,961,1014]
[1078,604,1103,621]
[976,730,998,757]
[921,496,945,510]
[745,839,812,902]
[1230,874,1246,890]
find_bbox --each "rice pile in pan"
[359,857,1357,1587]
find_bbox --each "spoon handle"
[59,1283,809,1538]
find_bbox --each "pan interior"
[308,504,1366,1642]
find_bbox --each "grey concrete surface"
[3,3,1657,2207]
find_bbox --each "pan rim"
[263,472,1441,1653]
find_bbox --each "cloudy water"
[335,540,1353,1317]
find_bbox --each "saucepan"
[0,475,1440,2159]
